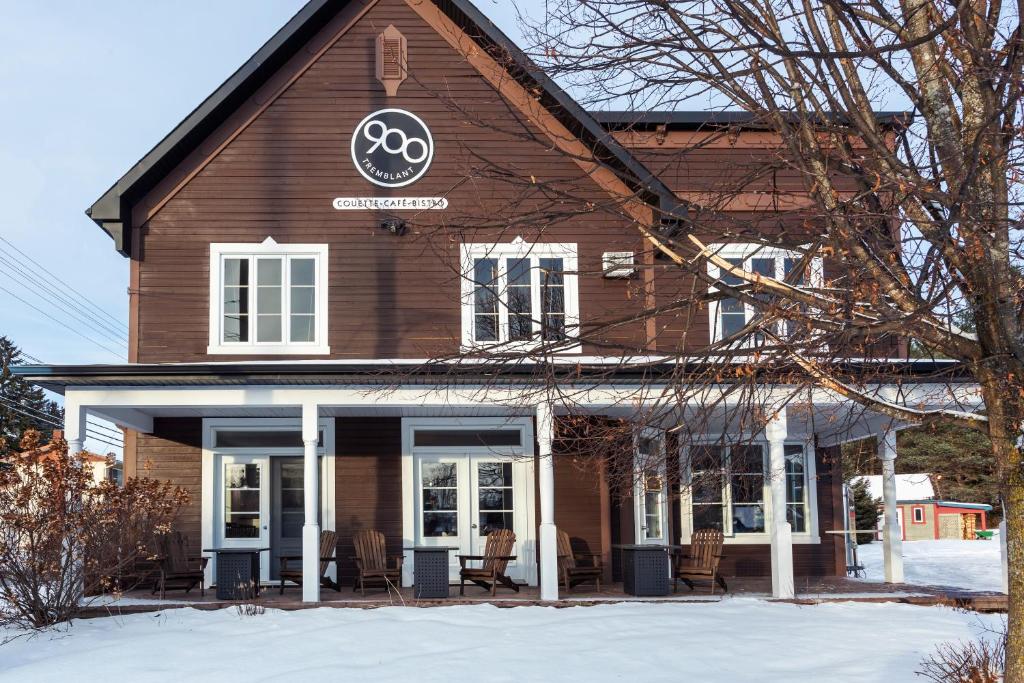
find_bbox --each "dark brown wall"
[133,0,648,363]
[334,416,403,585]
[553,452,611,582]
[136,418,204,554]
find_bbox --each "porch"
[30,362,988,605]
[90,576,1007,616]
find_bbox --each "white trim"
[207,241,330,355]
[459,241,580,353]
[201,417,336,586]
[707,243,824,345]
[400,417,537,587]
[679,436,820,545]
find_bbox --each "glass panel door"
[472,460,516,558]
[219,455,270,580]
[634,435,668,544]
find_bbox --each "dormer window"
[460,241,579,351]
[208,240,329,355]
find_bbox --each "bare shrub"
[918,622,1007,683]
[0,430,188,629]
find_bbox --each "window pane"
[290,315,316,343]
[290,287,315,315]
[732,504,765,533]
[473,258,498,342]
[258,287,282,315]
[224,258,249,287]
[785,444,807,532]
[423,512,458,537]
[424,489,457,511]
[281,463,304,489]
[225,514,260,538]
[257,258,282,286]
[721,311,745,338]
[257,314,282,343]
[414,430,521,448]
[538,258,564,286]
[291,258,315,287]
[229,489,260,512]
[479,512,513,535]
[506,258,533,341]
[225,463,260,489]
[693,505,724,531]
[422,462,457,488]
[478,462,512,486]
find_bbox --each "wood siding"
[334,416,404,585]
[135,418,204,555]
[132,0,648,363]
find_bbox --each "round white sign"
[350,108,435,188]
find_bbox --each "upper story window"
[208,239,329,355]
[708,244,822,345]
[460,241,579,352]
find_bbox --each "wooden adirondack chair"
[152,532,209,599]
[556,530,604,592]
[458,528,518,596]
[351,529,404,596]
[673,528,727,594]
[278,530,340,595]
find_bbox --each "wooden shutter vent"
[376,25,408,96]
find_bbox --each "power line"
[0,284,126,359]
[0,400,123,450]
[0,254,129,345]
[0,396,123,447]
[0,236,127,329]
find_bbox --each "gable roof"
[87,0,681,256]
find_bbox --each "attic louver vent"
[376,25,408,96]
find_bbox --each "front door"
[415,454,525,581]
[270,458,306,580]
[219,455,270,581]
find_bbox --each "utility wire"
[0,400,123,450]
[0,254,129,345]
[0,284,126,359]
[0,236,127,329]
[0,396,123,447]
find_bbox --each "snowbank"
[856,536,1003,592]
[0,601,1002,682]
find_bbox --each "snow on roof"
[854,473,935,501]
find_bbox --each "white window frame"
[679,437,819,545]
[707,243,823,344]
[632,429,669,544]
[208,240,330,355]
[459,240,580,353]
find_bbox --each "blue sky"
[0,1,528,453]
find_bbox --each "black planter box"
[412,547,452,599]
[620,545,670,596]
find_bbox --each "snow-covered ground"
[0,601,1003,682]
[856,536,1003,592]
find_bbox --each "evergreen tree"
[849,479,881,544]
[0,336,62,458]
[897,423,1000,522]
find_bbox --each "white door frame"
[401,417,537,586]
[201,417,336,586]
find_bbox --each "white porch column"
[301,402,321,603]
[536,400,558,601]
[64,401,86,457]
[878,429,904,584]
[1000,520,1009,594]
[766,412,794,599]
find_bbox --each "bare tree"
[377,0,1024,675]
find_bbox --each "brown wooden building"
[15,0,976,602]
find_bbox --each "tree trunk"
[980,378,1022,681]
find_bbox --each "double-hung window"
[708,244,822,344]
[208,240,329,355]
[460,241,579,351]
[686,442,811,538]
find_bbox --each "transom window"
[208,241,329,355]
[688,443,810,536]
[460,241,579,351]
[708,244,822,344]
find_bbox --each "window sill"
[460,341,583,355]
[206,344,331,356]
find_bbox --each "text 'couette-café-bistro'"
[15,0,968,602]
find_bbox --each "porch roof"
[13,357,972,394]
